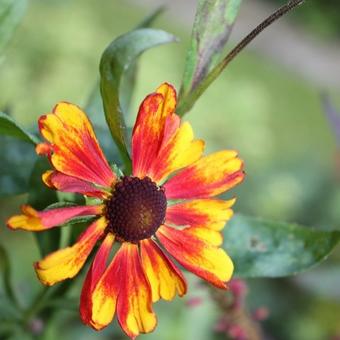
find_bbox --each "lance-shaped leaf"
[177,0,304,115]
[120,7,166,114]
[99,28,177,169]
[178,0,242,114]
[87,7,164,123]
[224,214,340,278]
[0,112,39,144]
[87,7,165,160]
[0,0,27,55]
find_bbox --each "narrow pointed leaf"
[177,0,304,115]
[134,6,164,30]
[0,0,27,55]
[99,28,177,168]
[0,112,39,144]
[87,9,166,169]
[122,9,167,113]
[178,0,242,115]
[86,7,164,123]
[224,214,340,278]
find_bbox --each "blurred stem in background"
[22,287,49,328]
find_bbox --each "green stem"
[22,287,50,324]
[177,0,305,116]
[118,146,132,175]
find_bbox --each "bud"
[185,296,203,308]
[227,324,247,340]
[229,279,247,298]
[28,318,44,335]
[253,306,269,321]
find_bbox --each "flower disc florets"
[105,176,167,243]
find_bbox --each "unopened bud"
[253,306,269,321]
[28,318,44,335]
[185,296,203,308]
[227,324,247,340]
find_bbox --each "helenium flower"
[7,83,244,339]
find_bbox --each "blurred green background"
[1,0,340,339]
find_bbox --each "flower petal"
[140,239,187,302]
[35,217,107,285]
[157,225,233,289]
[186,226,223,246]
[43,170,109,199]
[80,232,115,327]
[166,198,235,231]
[35,142,52,156]
[6,204,103,231]
[164,150,244,199]
[91,243,157,338]
[116,243,157,338]
[160,113,181,146]
[148,121,205,183]
[132,83,177,178]
[38,102,115,187]
[90,245,121,331]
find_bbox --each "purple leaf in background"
[322,94,340,145]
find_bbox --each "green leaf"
[0,321,12,338]
[119,62,138,116]
[99,28,177,170]
[116,6,165,123]
[86,7,164,122]
[0,112,39,144]
[0,136,36,196]
[45,297,78,312]
[178,0,242,115]
[177,0,305,115]
[0,0,27,55]
[224,214,340,278]
[86,8,165,171]
[0,245,19,309]
[28,158,59,257]
[120,6,165,115]
[85,93,123,164]
[134,6,164,30]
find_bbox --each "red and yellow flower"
[7,83,244,338]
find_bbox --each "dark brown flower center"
[105,176,167,243]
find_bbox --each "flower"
[7,83,244,338]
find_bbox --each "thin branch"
[177,0,306,115]
[221,0,305,69]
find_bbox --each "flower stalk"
[177,0,306,115]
